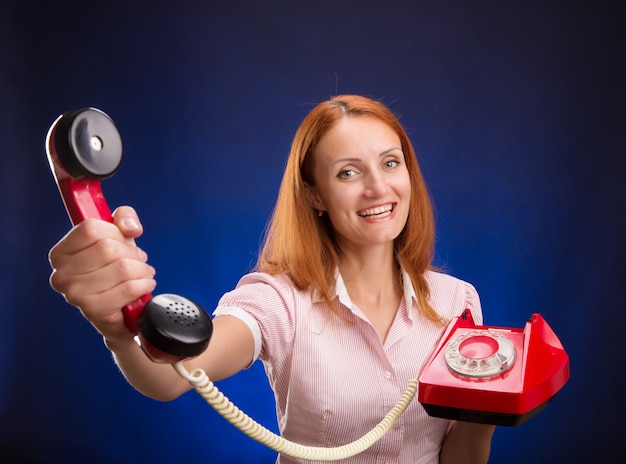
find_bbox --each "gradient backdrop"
[1,1,624,463]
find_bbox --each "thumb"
[112,206,144,240]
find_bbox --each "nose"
[363,169,388,197]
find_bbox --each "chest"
[268,306,445,447]
[352,295,402,344]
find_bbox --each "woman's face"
[308,115,411,251]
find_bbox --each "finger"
[49,218,126,262]
[73,278,158,340]
[112,206,144,240]
[49,218,149,269]
[51,235,149,278]
[53,257,156,308]
[80,277,157,315]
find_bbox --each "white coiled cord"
[173,362,417,461]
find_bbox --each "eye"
[383,159,400,169]
[337,169,357,179]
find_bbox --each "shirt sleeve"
[463,280,484,325]
[213,272,297,365]
[425,270,483,324]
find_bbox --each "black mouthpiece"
[139,293,213,359]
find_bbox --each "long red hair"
[256,94,442,323]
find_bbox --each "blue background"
[1,1,624,462]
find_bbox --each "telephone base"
[421,394,555,427]
[418,310,570,427]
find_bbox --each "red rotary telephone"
[418,308,570,426]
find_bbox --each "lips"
[357,203,394,218]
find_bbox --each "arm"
[105,315,254,400]
[439,421,495,464]
[49,206,254,401]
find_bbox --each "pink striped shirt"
[214,269,483,463]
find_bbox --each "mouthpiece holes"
[139,293,212,358]
[165,300,200,326]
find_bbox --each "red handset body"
[46,113,150,335]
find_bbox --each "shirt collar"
[400,265,418,316]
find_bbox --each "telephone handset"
[46,108,213,364]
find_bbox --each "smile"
[357,203,394,218]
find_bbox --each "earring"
[318,210,324,217]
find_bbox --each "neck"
[338,243,403,344]
[338,243,401,304]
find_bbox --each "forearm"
[103,315,255,401]
[439,421,495,464]
[104,337,192,401]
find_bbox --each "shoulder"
[424,270,483,323]
[216,272,305,363]
[217,271,306,312]
[235,271,297,291]
[424,269,477,294]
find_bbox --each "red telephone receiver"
[418,309,570,426]
[46,108,213,364]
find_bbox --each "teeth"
[358,204,392,217]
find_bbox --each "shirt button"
[384,371,392,379]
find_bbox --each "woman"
[49,94,495,463]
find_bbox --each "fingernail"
[137,248,148,261]
[121,217,140,230]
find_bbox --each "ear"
[304,183,325,211]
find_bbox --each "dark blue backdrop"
[1,1,624,463]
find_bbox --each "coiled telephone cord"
[173,362,418,461]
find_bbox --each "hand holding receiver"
[46,108,212,364]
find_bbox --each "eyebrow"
[331,147,403,166]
